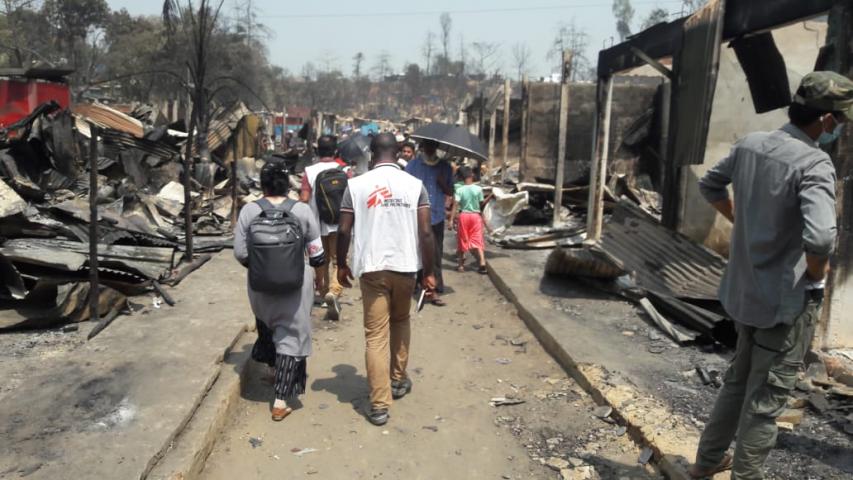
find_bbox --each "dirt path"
[200,250,661,480]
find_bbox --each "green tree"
[0,1,52,67]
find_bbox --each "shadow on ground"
[311,364,369,416]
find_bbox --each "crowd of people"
[232,70,852,479]
[234,130,489,426]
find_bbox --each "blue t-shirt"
[405,155,453,225]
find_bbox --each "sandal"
[424,291,447,307]
[477,265,488,274]
[271,406,293,422]
[457,265,465,272]
[430,297,447,307]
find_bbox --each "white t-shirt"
[340,163,430,277]
[304,160,343,236]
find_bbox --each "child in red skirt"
[450,166,489,274]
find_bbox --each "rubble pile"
[488,170,733,348]
[0,100,266,331]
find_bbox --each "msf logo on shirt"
[366,185,411,209]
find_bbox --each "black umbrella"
[338,133,370,163]
[338,133,371,175]
[409,122,489,163]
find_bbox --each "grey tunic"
[233,200,322,357]
[698,123,837,328]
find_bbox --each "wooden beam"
[501,78,511,181]
[553,50,573,227]
[629,46,673,79]
[586,76,614,242]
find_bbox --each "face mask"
[423,153,439,166]
[818,123,844,145]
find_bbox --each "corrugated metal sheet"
[72,102,145,138]
[596,200,726,300]
[201,102,251,154]
[74,116,179,159]
[1,239,177,281]
[670,0,727,166]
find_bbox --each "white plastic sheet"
[483,188,529,236]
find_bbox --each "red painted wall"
[0,78,71,128]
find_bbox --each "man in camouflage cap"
[690,71,852,479]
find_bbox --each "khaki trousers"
[360,270,416,410]
[694,295,819,479]
[317,233,343,298]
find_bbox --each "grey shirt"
[698,123,837,328]
[233,199,322,356]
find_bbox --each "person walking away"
[336,133,437,426]
[688,71,852,479]
[398,141,416,168]
[234,160,326,422]
[449,166,490,274]
[301,135,350,320]
[405,139,452,306]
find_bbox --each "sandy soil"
[200,254,661,480]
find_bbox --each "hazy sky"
[107,0,684,78]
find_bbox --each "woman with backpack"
[234,160,326,422]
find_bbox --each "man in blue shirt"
[406,140,453,305]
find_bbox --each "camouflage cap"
[793,71,853,121]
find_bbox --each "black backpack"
[247,198,304,293]
[314,167,348,224]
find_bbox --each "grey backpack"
[247,198,304,293]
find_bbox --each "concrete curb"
[145,326,254,480]
[485,262,696,480]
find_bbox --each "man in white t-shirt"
[300,135,350,320]
[336,133,436,426]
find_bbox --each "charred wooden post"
[586,76,615,241]
[87,123,100,324]
[553,51,573,227]
[501,79,511,181]
[231,136,239,227]
[520,74,530,180]
[183,113,196,259]
[488,109,497,176]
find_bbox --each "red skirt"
[457,212,485,252]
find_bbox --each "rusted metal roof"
[596,200,727,301]
[72,102,145,138]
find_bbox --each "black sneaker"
[391,378,412,399]
[368,408,389,426]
